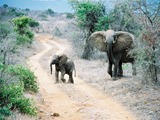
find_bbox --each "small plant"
[12,16,35,45]
[66,13,74,19]
[95,16,109,31]
[29,19,39,28]
[0,106,11,120]
[16,34,32,45]
[8,65,38,93]
[0,83,37,117]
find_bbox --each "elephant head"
[50,54,68,74]
[89,30,135,63]
[89,30,135,52]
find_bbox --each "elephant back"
[113,31,135,52]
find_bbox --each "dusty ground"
[27,34,138,120]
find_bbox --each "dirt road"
[28,34,136,120]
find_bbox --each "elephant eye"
[113,35,117,41]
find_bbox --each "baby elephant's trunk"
[74,67,76,77]
[50,63,53,74]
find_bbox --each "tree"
[109,1,140,34]
[69,0,107,59]
[95,16,109,31]
[3,4,8,8]
[12,16,34,45]
[25,8,30,11]
[46,9,55,16]
[29,19,39,28]
[129,0,160,84]
[12,16,31,34]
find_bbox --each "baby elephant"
[50,54,76,84]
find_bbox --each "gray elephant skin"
[50,54,76,83]
[89,30,136,80]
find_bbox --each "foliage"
[46,9,55,16]
[8,65,38,93]
[69,0,107,59]
[0,84,37,117]
[128,0,160,84]
[25,8,30,12]
[109,1,141,33]
[69,0,106,32]
[39,13,48,21]
[12,16,31,34]
[16,34,32,45]
[29,19,39,28]
[0,106,11,120]
[0,23,18,65]
[0,23,12,39]
[95,16,109,31]
[0,18,38,118]
[66,13,74,19]
[15,11,25,17]
[3,4,8,8]
[12,16,35,45]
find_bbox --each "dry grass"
[19,13,160,120]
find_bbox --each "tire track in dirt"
[28,34,136,120]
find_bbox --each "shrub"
[0,106,11,120]
[29,19,39,28]
[25,30,34,39]
[0,84,37,117]
[95,16,109,31]
[0,23,12,39]
[8,65,38,93]
[16,34,32,45]
[12,16,35,45]
[66,13,74,19]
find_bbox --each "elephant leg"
[113,60,120,80]
[55,71,59,83]
[68,72,74,84]
[118,62,123,77]
[60,67,66,83]
[60,72,66,83]
[107,60,112,77]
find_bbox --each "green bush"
[14,98,37,116]
[66,13,74,19]
[25,30,34,39]
[0,106,11,120]
[8,65,38,93]
[29,19,39,28]
[95,16,109,31]
[16,34,32,45]
[0,23,12,39]
[0,84,37,117]
[12,16,35,45]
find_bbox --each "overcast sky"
[0,0,73,13]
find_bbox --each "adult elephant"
[89,30,136,80]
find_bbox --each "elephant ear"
[58,54,68,66]
[89,31,107,52]
[113,31,135,52]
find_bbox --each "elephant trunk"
[74,67,76,77]
[107,43,114,64]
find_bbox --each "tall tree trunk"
[82,30,93,59]
[151,45,158,84]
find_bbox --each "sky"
[0,0,73,13]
